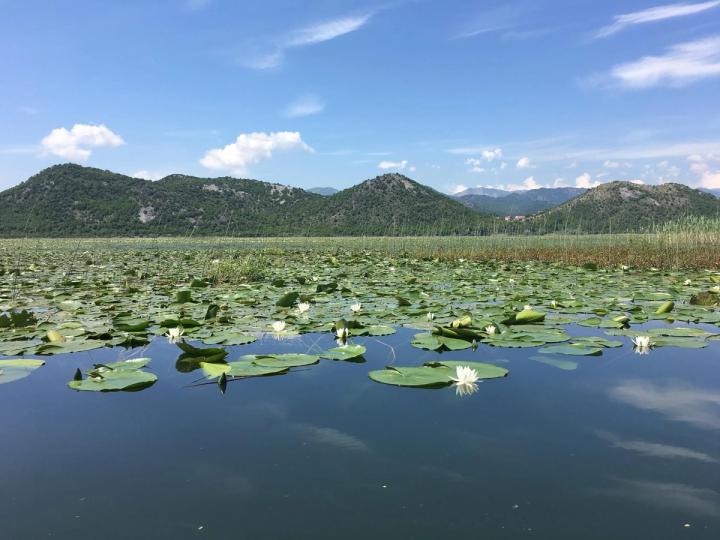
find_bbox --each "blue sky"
[1,0,720,193]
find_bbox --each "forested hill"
[0,164,490,236]
[0,165,717,236]
[529,181,720,233]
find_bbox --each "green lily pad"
[0,359,45,384]
[68,358,157,392]
[319,344,367,361]
[251,353,320,368]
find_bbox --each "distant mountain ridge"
[531,181,720,233]
[0,165,489,236]
[308,187,339,196]
[454,187,586,216]
[0,165,717,237]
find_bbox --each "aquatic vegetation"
[68,358,157,392]
[0,359,44,384]
[1,238,719,394]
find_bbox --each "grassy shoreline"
[2,231,720,269]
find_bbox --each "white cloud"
[500,161,508,170]
[575,172,600,188]
[378,159,408,170]
[553,177,567,187]
[284,95,325,117]
[516,156,531,169]
[40,123,125,161]
[611,35,720,88]
[487,176,543,192]
[243,14,372,70]
[595,1,720,39]
[604,160,620,168]
[200,131,313,176]
[451,184,468,194]
[448,146,503,160]
[688,154,720,188]
[287,15,371,47]
[132,170,166,181]
[482,148,503,161]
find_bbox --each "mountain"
[699,188,720,197]
[293,173,488,235]
[453,187,511,198]
[456,187,586,216]
[308,187,339,196]
[0,165,490,237]
[530,181,720,233]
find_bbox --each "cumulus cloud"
[200,131,313,176]
[40,123,125,161]
[488,176,543,191]
[575,172,600,188]
[595,1,720,38]
[516,156,531,169]
[687,153,720,188]
[378,159,409,170]
[132,170,166,181]
[451,184,469,194]
[611,35,720,88]
[284,95,325,118]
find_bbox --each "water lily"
[350,303,362,313]
[450,365,480,396]
[550,300,558,308]
[165,327,184,344]
[523,304,532,311]
[272,320,286,333]
[632,335,654,354]
[427,312,435,321]
[484,325,497,335]
[683,279,692,285]
[336,326,349,340]
[297,302,310,314]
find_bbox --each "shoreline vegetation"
[3,218,720,269]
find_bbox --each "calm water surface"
[1,326,719,539]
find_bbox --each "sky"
[1,0,720,193]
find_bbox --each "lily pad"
[0,359,45,384]
[68,358,157,392]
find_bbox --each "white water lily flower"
[297,302,310,314]
[350,303,362,313]
[550,300,558,308]
[336,327,349,340]
[427,312,435,321]
[523,305,532,311]
[484,325,496,335]
[165,327,184,344]
[683,279,692,285]
[450,365,480,396]
[621,265,629,271]
[631,335,654,354]
[211,259,220,265]
[272,320,286,333]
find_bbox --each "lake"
[1,324,718,539]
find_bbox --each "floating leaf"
[320,344,366,361]
[252,353,319,368]
[0,359,45,384]
[68,358,157,392]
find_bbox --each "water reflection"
[602,479,720,517]
[609,380,720,430]
[596,431,718,463]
